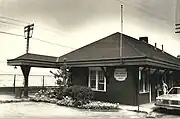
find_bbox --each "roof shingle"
[57,32,180,65]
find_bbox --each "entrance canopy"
[7,53,59,68]
[7,53,59,97]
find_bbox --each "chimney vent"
[162,45,164,52]
[155,43,157,49]
[139,37,148,43]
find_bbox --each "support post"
[137,67,140,112]
[147,68,151,103]
[42,76,45,90]
[13,74,16,94]
[21,66,31,98]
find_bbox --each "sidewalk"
[118,102,158,114]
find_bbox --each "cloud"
[0,0,180,74]
[0,0,120,31]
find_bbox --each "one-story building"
[7,32,180,105]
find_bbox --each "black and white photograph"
[1,0,180,118]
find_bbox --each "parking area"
[0,102,147,119]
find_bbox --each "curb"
[0,98,31,104]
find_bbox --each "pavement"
[2,94,180,119]
[0,102,148,119]
[0,93,157,113]
[118,102,157,113]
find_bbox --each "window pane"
[90,80,96,88]
[90,71,96,80]
[98,71,104,83]
[90,70,96,89]
[139,70,143,92]
[98,84,104,90]
[145,80,149,91]
[139,79,143,92]
[144,72,149,92]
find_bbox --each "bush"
[35,88,56,98]
[35,87,65,100]
[33,85,94,107]
[63,85,93,106]
[56,96,75,107]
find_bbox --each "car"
[155,87,180,110]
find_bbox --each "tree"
[50,58,71,87]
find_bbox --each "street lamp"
[14,66,17,69]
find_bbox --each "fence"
[0,74,57,87]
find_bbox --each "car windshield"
[168,88,180,94]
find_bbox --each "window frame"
[88,67,106,92]
[139,67,149,94]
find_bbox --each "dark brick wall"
[71,66,139,105]
[172,71,180,86]
[106,66,138,105]
[71,67,89,86]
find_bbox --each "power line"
[0,30,75,49]
[0,16,67,36]
[32,37,75,49]
[0,15,29,24]
[118,0,174,27]
[0,20,24,27]
[0,31,24,37]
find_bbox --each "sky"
[1,0,180,75]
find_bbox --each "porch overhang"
[7,59,59,68]
[7,53,59,68]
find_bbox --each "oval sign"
[114,68,127,81]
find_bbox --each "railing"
[0,74,57,87]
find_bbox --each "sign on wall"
[114,68,127,81]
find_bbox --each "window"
[139,67,149,93]
[88,67,106,92]
[169,87,180,94]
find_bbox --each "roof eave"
[7,59,59,68]
[57,57,180,70]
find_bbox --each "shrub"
[35,88,56,98]
[33,85,94,107]
[63,85,93,106]
[56,96,75,107]
[35,87,65,100]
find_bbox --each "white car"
[155,87,180,110]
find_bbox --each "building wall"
[172,71,180,86]
[71,67,89,86]
[71,66,139,105]
[138,93,149,104]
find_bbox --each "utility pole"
[175,0,180,33]
[24,24,34,53]
[120,4,123,58]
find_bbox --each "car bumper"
[155,103,180,110]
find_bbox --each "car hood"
[157,94,180,100]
